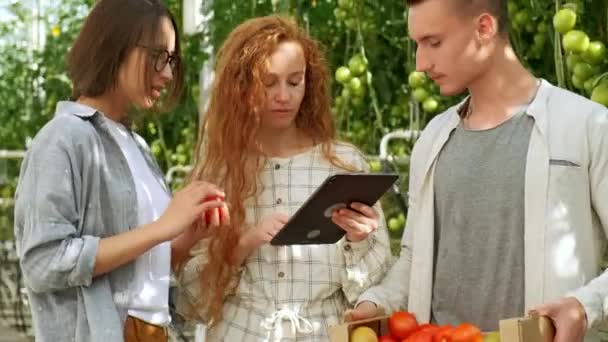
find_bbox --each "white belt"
[262,307,314,338]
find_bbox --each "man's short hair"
[407,0,509,36]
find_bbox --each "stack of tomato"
[350,311,486,342]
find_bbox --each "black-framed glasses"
[137,45,180,73]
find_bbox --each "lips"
[150,85,164,99]
[428,74,445,82]
[271,109,293,114]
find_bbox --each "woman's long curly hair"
[188,14,355,324]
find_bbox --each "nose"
[415,47,432,73]
[274,84,290,103]
[159,62,173,82]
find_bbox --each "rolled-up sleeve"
[15,134,99,293]
[569,106,608,329]
[339,152,394,305]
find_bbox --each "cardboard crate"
[328,315,389,342]
[499,315,555,342]
[329,314,555,342]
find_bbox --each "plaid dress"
[176,142,393,341]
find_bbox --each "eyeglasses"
[137,45,180,73]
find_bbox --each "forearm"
[569,268,608,329]
[93,221,165,277]
[357,244,412,313]
[230,236,256,266]
[341,227,393,304]
[171,232,199,273]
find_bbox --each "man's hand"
[529,297,587,342]
[344,301,380,322]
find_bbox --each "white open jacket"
[359,79,608,339]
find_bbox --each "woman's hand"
[331,202,379,242]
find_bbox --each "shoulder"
[542,81,607,121]
[328,140,368,169]
[30,115,98,153]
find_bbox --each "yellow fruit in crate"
[484,331,500,342]
[350,326,378,342]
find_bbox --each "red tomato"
[404,330,434,342]
[203,195,225,225]
[448,323,483,342]
[378,335,399,342]
[388,311,418,339]
[431,325,454,342]
[415,324,439,333]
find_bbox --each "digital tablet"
[270,172,399,246]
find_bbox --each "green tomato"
[525,23,535,33]
[412,88,430,102]
[533,33,546,47]
[566,53,582,70]
[408,71,427,88]
[348,55,367,76]
[562,30,590,54]
[338,0,352,10]
[572,62,596,81]
[397,213,405,224]
[151,141,162,156]
[514,10,531,27]
[368,160,382,172]
[584,77,599,95]
[176,154,187,165]
[591,82,608,106]
[351,96,364,107]
[341,87,351,99]
[571,74,585,89]
[348,76,363,92]
[333,8,346,21]
[344,18,356,30]
[562,2,580,14]
[537,22,548,33]
[422,97,439,113]
[582,41,607,65]
[388,217,402,232]
[334,96,344,107]
[552,8,577,34]
[335,66,352,84]
[507,1,518,16]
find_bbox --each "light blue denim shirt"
[14,101,169,342]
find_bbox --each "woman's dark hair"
[68,0,184,110]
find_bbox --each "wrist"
[147,219,173,243]
[171,232,193,254]
[357,300,377,308]
[345,233,365,243]
[238,232,254,252]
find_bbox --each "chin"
[439,83,467,97]
[138,97,155,109]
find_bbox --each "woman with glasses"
[13,1,228,342]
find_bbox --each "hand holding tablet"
[270,172,399,246]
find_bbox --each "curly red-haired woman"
[175,15,392,341]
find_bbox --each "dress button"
[276,198,282,205]
[278,271,285,278]
[344,244,352,252]
[275,164,281,170]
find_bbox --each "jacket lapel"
[522,79,552,310]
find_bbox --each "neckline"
[267,143,321,163]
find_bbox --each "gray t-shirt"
[431,111,534,331]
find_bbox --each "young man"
[349,0,608,341]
